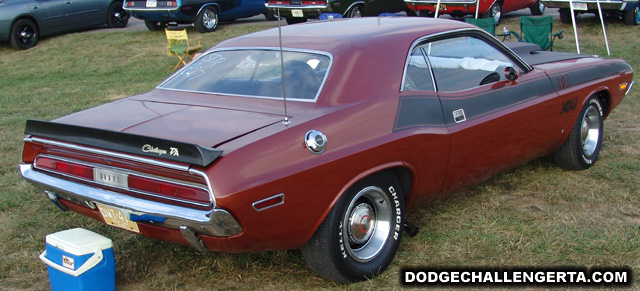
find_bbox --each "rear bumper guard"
[20,164,242,246]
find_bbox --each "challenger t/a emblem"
[142,144,168,156]
[170,147,180,156]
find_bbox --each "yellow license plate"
[97,204,140,233]
[439,4,446,10]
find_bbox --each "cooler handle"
[39,248,104,277]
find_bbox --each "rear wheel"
[559,8,572,24]
[553,96,604,170]
[10,19,38,50]
[482,1,502,25]
[144,20,167,31]
[264,10,279,21]
[346,5,364,18]
[530,0,545,15]
[107,1,129,28]
[623,5,640,25]
[194,6,218,33]
[302,172,405,283]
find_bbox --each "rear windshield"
[159,49,332,101]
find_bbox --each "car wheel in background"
[346,5,364,18]
[623,5,640,25]
[553,96,604,170]
[144,20,167,31]
[10,19,39,50]
[302,171,405,283]
[530,0,545,15]
[264,10,279,21]
[107,1,130,28]
[194,6,219,33]
[559,8,573,24]
[285,17,307,24]
[482,1,502,25]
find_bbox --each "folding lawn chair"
[165,28,203,70]
[510,16,564,51]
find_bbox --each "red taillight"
[268,0,291,4]
[301,1,324,4]
[128,175,211,205]
[126,1,135,6]
[36,157,94,180]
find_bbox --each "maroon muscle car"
[20,17,633,283]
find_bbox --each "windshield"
[159,49,332,101]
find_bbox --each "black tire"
[264,10,279,21]
[559,8,572,24]
[482,1,502,25]
[346,5,364,18]
[530,0,545,15]
[623,5,640,25]
[553,96,604,170]
[301,172,405,283]
[9,19,38,50]
[194,6,218,33]
[144,20,167,31]
[285,16,307,24]
[107,1,129,28]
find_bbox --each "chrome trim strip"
[265,4,329,9]
[25,137,218,208]
[34,154,213,208]
[252,193,285,211]
[625,81,635,96]
[158,47,334,103]
[20,164,241,237]
[26,137,190,172]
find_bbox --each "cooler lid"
[45,228,113,256]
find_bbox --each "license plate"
[93,168,128,188]
[146,0,157,7]
[292,9,304,17]
[97,204,140,233]
[571,2,587,10]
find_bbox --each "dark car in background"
[265,0,413,24]
[404,0,544,24]
[541,0,639,25]
[125,0,277,33]
[0,0,129,49]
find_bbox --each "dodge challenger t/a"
[20,17,633,283]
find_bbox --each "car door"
[419,32,566,193]
[27,0,67,35]
[62,0,105,28]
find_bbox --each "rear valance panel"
[25,119,222,167]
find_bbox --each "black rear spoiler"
[24,119,223,167]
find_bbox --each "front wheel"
[530,0,545,15]
[107,1,129,28]
[346,5,364,18]
[553,96,604,170]
[144,20,167,31]
[194,6,218,33]
[301,172,405,283]
[482,2,502,25]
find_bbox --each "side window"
[424,36,515,92]
[403,47,435,92]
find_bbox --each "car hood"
[54,97,291,149]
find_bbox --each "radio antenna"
[277,7,291,125]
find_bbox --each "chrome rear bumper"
[20,163,242,249]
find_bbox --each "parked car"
[265,0,413,24]
[0,0,129,50]
[404,0,545,24]
[125,0,277,33]
[541,0,639,25]
[20,17,633,283]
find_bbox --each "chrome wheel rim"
[203,9,218,29]
[18,26,35,45]
[112,9,126,25]
[350,7,362,18]
[342,186,392,263]
[635,7,640,24]
[538,2,545,13]
[581,105,601,157]
[492,4,501,24]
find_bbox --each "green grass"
[1,16,639,290]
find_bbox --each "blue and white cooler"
[39,228,115,291]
